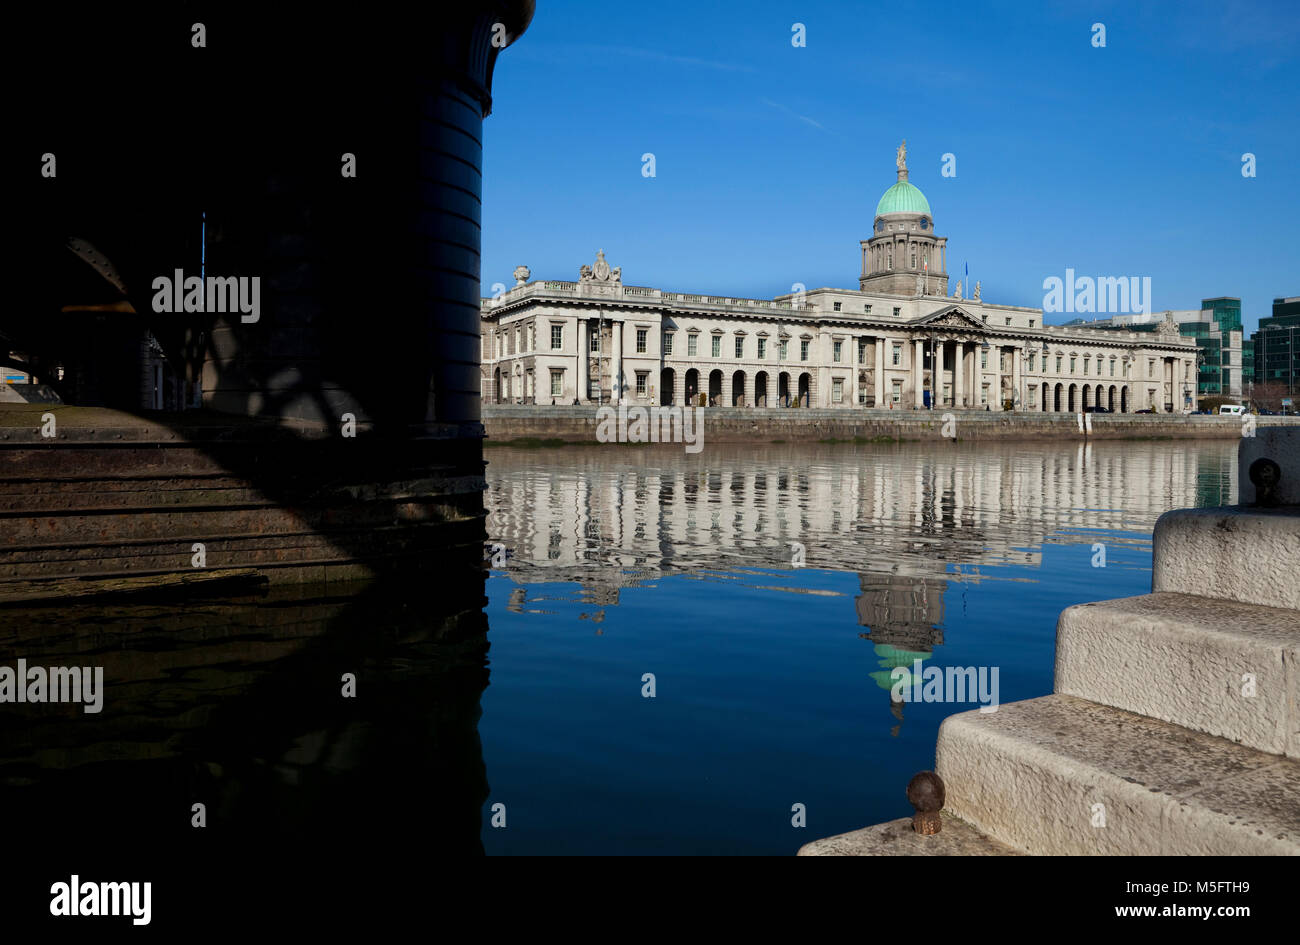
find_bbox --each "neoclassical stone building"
[482,145,1198,414]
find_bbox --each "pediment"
[910,306,987,331]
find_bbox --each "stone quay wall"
[483,405,1300,443]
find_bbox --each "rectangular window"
[858,339,867,364]
[779,340,788,360]
[551,325,563,350]
[590,328,600,352]
[757,338,767,359]
[735,337,744,358]
[1028,388,1037,407]
[892,307,901,317]
[980,350,988,369]
[1029,319,1035,328]
[1056,356,1063,373]
[1005,318,1012,326]
[833,301,842,312]
[1109,359,1115,376]
[892,343,902,366]
[1148,358,1156,376]
[1028,352,1036,371]
[1070,356,1077,373]
[981,383,989,404]
[891,379,903,404]
[711,336,721,358]
[636,328,647,353]
[688,334,698,357]
[663,332,673,356]
[800,340,809,361]
[1083,358,1090,375]
[635,371,648,396]
[864,304,872,314]
[833,340,842,363]
[550,369,563,397]
[832,378,843,403]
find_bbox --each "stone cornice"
[479,284,1197,353]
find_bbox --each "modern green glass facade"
[1249,298,1300,406]
[1202,297,1242,334]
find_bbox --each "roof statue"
[580,249,622,284]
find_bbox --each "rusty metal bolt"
[1248,457,1282,507]
[908,771,945,835]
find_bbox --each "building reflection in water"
[857,574,947,736]
[487,439,1238,728]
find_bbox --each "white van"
[1219,404,1247,416]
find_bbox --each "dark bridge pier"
[7,5,534,593]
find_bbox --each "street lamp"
[979,338,991,410]
[1194,347,1207,410]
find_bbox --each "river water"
[0,440,1238,855]
[479,439,1237,854]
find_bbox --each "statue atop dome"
[896,139,908,181]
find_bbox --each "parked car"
[1083,405,1110,413]
[1135,409,1154,414]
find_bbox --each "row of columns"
[576,318,624,404]
[558,320,1193,411]
[907,337,1025,410]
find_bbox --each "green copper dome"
[875,180,931,216]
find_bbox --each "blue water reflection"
[481,439,1237,854]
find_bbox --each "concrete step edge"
[936,693,1300,855]
[797,812,1024,856]
[1055,592,1300,757]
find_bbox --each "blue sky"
[482,0,1299,333]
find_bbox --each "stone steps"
[800,432,1300,857]
[936,694,1300,856]
[1152,508,1300,610]
[1055,592,1300,758]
